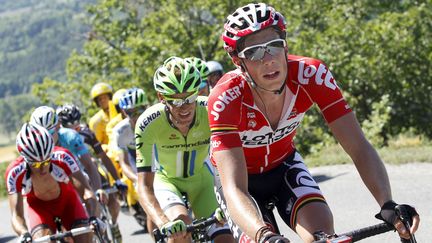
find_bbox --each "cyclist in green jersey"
[135,57,233,243]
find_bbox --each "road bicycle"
[32,217,104,243]
[98,186,123,243]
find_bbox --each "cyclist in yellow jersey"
[106,88,128,175]
[89,82,113,145]
[106,88,128,144]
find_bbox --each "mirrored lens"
[239,39,286,61]
[31,160,50,168]
[165,92,198,107]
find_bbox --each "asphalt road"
[1,163,430,243]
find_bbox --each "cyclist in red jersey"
[6,123,100,243]
[208,3,419,243]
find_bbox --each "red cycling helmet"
[222,3,286,55]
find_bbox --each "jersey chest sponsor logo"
[297,61,338,90]
[51,152,75,168]
[241,116,303,145]
[210,82,244,121]
[138,110,161,131]
[210,140,221,149]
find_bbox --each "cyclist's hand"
[214,207,226,225]
[160,219,187,239]
[95,189,109,205]
[18,232,32,243]
[375,200,419,239]
[114,179,128,193]
[259,232,290,243]
[89,216,107,233]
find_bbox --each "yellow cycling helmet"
[112,88,127,105]
[91,82,113,100]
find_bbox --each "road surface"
[1,163,430,242]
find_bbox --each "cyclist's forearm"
[83,191,99,217]
[137,172,169,227]
[352,146,392,206]
[139,188,169,228]
[97,151,120,180]
[119,155,138,183]
[225,187,266,240]
[11,214,28,235]
[80,154,102,190]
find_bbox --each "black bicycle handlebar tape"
[346,223,394,242]
[186,216,218,232]
[153,216,218,242]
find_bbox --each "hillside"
[0,0,94,98]
[0,0,94,140]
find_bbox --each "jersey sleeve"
[135,109,160,173]
[65,129,89,157]
[53,147,81,175]
[297,59,352,123]
[5,160,26,194]
[207,72,244,152]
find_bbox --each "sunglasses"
[30,159,50,168]
[238,39,286,61]
[125,107,146,117]
[164,92,198,107]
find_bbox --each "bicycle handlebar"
[312,223,394,243]
[153,215,219,242]
[33,225,94,243]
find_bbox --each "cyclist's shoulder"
[4,157,26,181]
[58,127,85,144]
[112,117,132,135]
[287,54,325,66]
[136,103,166,133]
[208,69,248,101]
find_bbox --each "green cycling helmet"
[153,57,202,96]
[185,57,210,81]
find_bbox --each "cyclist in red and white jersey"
[5,123,99,243]
[208,3,419,243]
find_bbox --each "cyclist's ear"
[156,92,165,102]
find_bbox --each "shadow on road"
[0,235,16,243]
[313,172,347,183]
[131,229,149,236]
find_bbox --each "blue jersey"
[58,127,89,159]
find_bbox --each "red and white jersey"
[208,55,352,174]
[5,146,80,196]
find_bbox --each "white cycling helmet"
[30,106,59,131]
[16,123,54,163]
[119,88,148,110]
[206,61,223,74]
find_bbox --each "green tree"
[33,0,432,153]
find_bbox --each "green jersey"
[135,97,211,178]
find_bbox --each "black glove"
[18,232,32,243]
[375,200,418,226]
[259,232,290,243]
[79,126,103,153]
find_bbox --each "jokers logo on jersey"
[210,83,244,121]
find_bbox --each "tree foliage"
[12,0,432,152]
